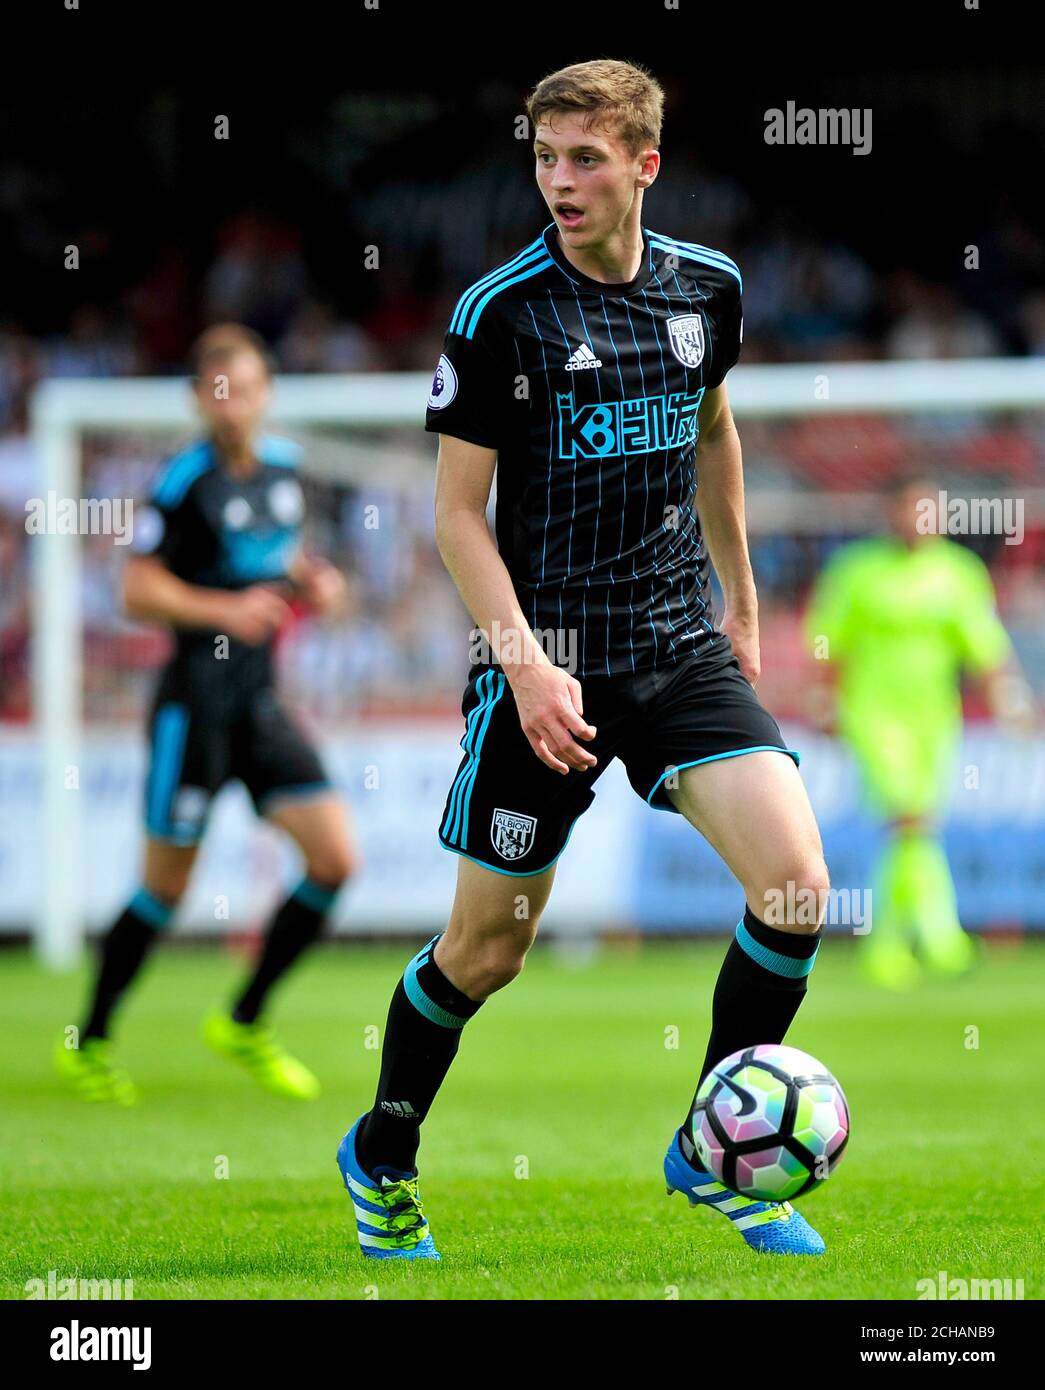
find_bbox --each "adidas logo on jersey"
[564,342,602,371]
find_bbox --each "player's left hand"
[721,608,761,686]
[295,557,348,618]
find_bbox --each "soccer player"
[805,473,1035,989]
[337,59,830,1259]
[56,325,359,1104]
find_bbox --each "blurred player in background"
[806,473,1035,989]
[56,325,359,1103]
[337,59,832,1261]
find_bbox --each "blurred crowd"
[2,199,1044,430]
[2,89,1044,725]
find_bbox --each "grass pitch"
[1,937,1042,1300]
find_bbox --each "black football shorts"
[438,644,799,876]
[144,684,331,845]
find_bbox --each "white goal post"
[28,359,1045,966]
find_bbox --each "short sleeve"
[949,547,1012,673]
[130,471,201,573]
[424,307,513,450]
[130,496,183,566]
[706,276,742,390]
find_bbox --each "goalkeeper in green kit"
[805,474,1036,988]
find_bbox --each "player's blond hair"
[525,58,664,159]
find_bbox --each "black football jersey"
[131,435,305,698]
[425,221,743,677]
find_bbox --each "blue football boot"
[664,1126,826,1256]
[336,1113,441,1260]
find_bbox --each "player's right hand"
[222,586,293,645]
[508,661,597,774]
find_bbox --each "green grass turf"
[1,937,1042,1300]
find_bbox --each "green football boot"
[858,938,921,990]
[919,928,980,978]
[54,1035,138,1106]
[202,1012,320,1099]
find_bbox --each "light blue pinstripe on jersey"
[526,301,562,642]
[650,262,696,657]
[594,293,626,672]
[618,295,652,671]
[544,292,577,593]
[526,299,565,641]
[638,284,672,665]
[568,284,603,670]
[654,253,719,652]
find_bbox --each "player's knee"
[305,844,359,890]
[756,856,831,934]
[450,914,535,994]
[472,935,529,993]
[891,815,929,835]
[791,856,831,933]
[142,873,189,907]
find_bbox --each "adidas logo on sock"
[565,342,602,371]
[379,1100,417,1117]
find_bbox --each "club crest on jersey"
[428,354,458,410]
[491,808,536,862]
[667,314,706,368]
[268,477,304,525]
[223,496,253,530]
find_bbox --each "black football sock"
[356,934,483,1175]
[680,905,822,1158]
[231,875,342,1025]
[82,889,175,1040]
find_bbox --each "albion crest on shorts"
[491,808,536,862]
[667,314,705,368]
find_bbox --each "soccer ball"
[691,1043,849,1202]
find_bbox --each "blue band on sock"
[735,919,819,978]
[292,875,340,914]
[129,887,175,930]
[402,934,468,1029]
